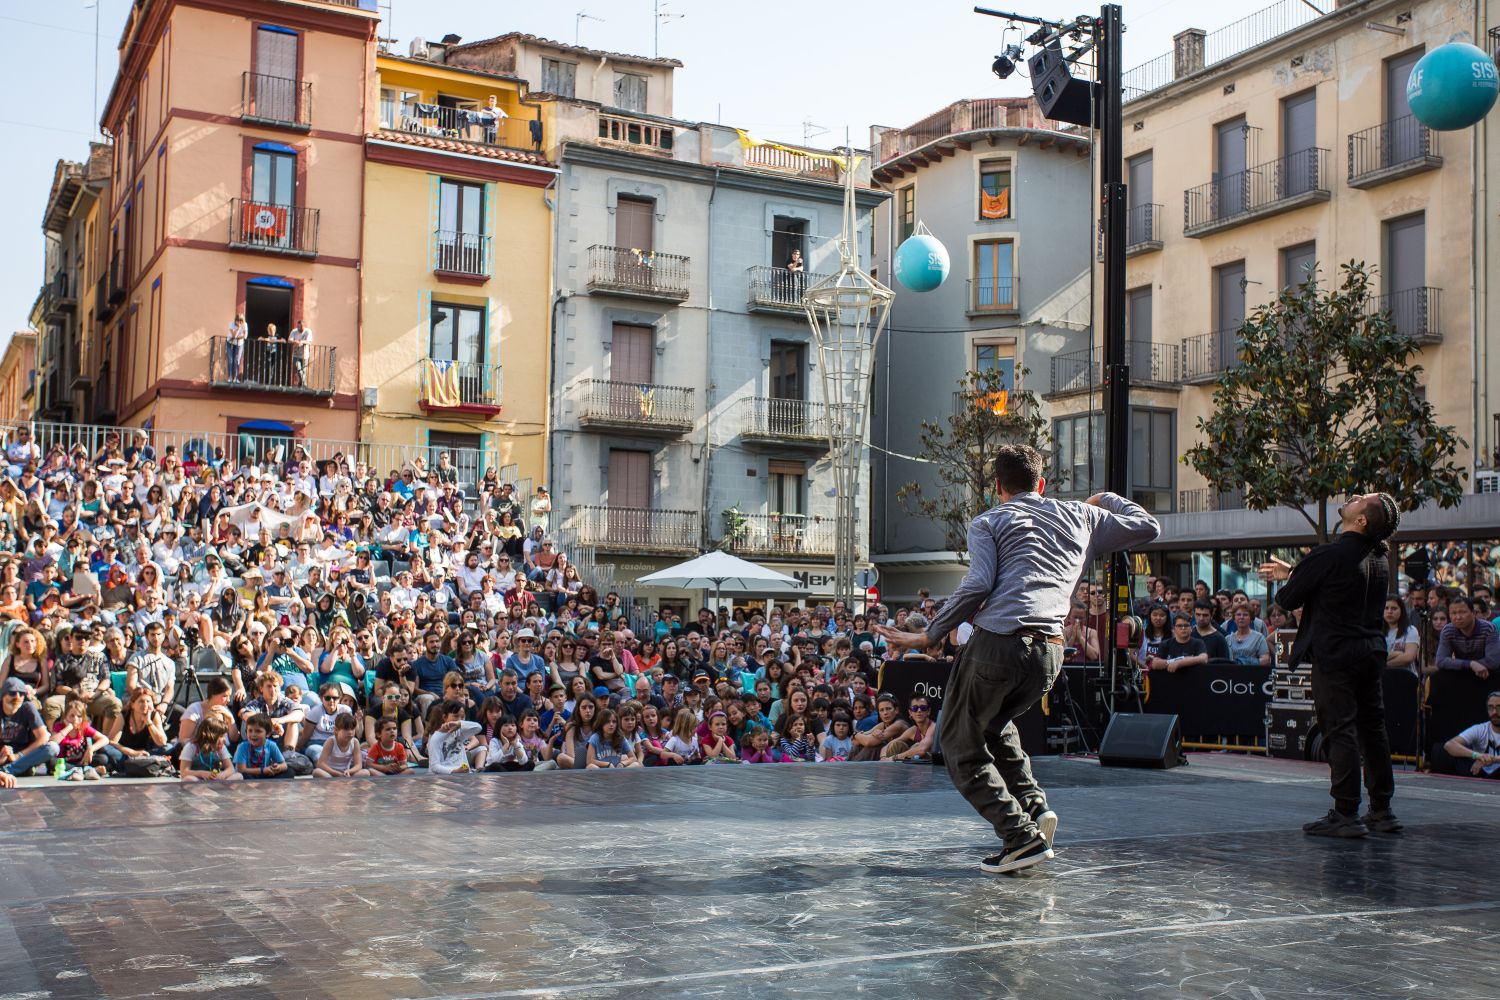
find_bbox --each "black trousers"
[1311,648,1395,815]
[940,628,1061,848]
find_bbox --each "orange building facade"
[96,0,378,447]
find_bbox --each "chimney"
[1174,28,1206,79]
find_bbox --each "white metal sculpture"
[802,156,894,607]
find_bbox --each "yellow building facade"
[359,51,556,488]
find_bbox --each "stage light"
[992,43,1024,80]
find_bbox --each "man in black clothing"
[1260,492,1401,838]
[1192,601,1231,661]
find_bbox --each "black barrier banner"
[1427,669,1497,750]
[1141,664,1272,738]
[877,659,953,717]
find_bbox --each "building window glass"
[974,240,1016,309]
[767,462,806,516]
[430,301,485,365]
[979,161,1011,219]
[897,186,915,243]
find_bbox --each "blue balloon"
[894,233,950,292]
[1407,42,1499,131]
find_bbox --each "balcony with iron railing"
[573,378,695,435]
[747,266,828,313]
[1181,330,1241,384]
[42,269,76,318]
[1370,286,1442,346]
[739,396,830,450]
[241,72,312,129]
[1177,486,1246,514]
[1047,340,1180,398]
[378,98,538,152]
[968,276,1018,314]
[228,198,320,257]
[1126,203,1164,255]
[586,244,691,301]
[417,358,503,414]
[1183,147,1330,238]
[98,254,125,319]
[433,230,491,280]
[1347,116,1441,189]
[207,335,336,396]
[723,512,835,560]
[568,505,700,555]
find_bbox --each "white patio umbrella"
[635,550,805,610]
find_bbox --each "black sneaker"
[1361,809,1403,834]
[1302,809,1368,838]
[1032,808,1059,848]
[980,836,1054,875]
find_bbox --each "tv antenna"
[575,10,603,45]
[803,119,830,144]
[654,0,685,57]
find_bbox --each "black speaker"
[1098,712,1185,769]
[1027,43,1098,126]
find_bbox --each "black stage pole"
[1097,3,1130,713]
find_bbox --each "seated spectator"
[585,708,638,768]
[774,712,817,762]
[426,699,481,774]
[1435,597,1499,679]
[1147,615,1209,672]
[1432,691,1500,779]
[1224,607,1271,666]
[851,692,907,761]
[234,713,290,779]
[301,683,352,762]
[742,726,775,763]
[881,696,937,761]
[312,713,370,778]
[241,671,305,750]
[661,706,701,764]
[1,676,55,777]
[365,717,410,775]
[179,713,241,783]
[50,697,109,779]
[1062,603,1100,664]
[699,710,738,763]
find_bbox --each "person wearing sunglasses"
[881,697,938,761]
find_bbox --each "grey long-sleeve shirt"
[925,492,1160,642]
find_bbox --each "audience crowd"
[0,423,1496,787]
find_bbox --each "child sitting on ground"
[741,726,775,764]
[662,707,701,764]
[699,710,739,763]
[365,717,410,775]
[51,698,109,780]
[819,711,855,762]
[518,709,557,771]
[426,699,481,774]
[775,713,817,763]
[235,713,291,778]
[179,714,241,782]
[586,708,637,768]
[313,712,370,777]
[482,714,531,772]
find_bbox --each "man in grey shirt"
[879,445,1159,874]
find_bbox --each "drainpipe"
[701,166,722,552]
[545,171,563,522]
[1475,52,1490,474]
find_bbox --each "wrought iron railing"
[970,276,1018,312]
[207,335,336,395]
[1370,287,1441,343]
[228,198,320,255]
[568,505,700,553]
[417,358,502,409]
[1184,148,1329,235]
[747,265,830,309]
[1178,487,1246,513]
[587,244,691,299]
[1181,330,1242,382]
[378,99,537,150]
[1127,203,1164,250]
[1347,116,1438,185]
[740,396,830,442]
[723,512,835,558]
[242,72,312,127]
[433,230,491,277]
[573,378,695,430]
[1049,340,1179,394]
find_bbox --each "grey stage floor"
[3,754,1500,999]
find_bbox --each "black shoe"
[980,836,1054,875]
[1032,808,1059,848]
[1361,809,1403,834]
[1302,809,1368,838]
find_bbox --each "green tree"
[897,366,1056,551]
[1185,261,1465,542]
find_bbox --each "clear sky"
[1,0,1277,356]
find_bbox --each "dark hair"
[205,676,232,698]
[441,698,466,717]
[1449,595,1476,612]
[244,712,273,733]
[991,444,1044,495]
[1384,595,1410,634]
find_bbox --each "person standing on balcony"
[226,313,248,382]
[288,320,311,389]
[260,323,282,386]
[785,247,806,301]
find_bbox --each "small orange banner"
[980,187,1010,219]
